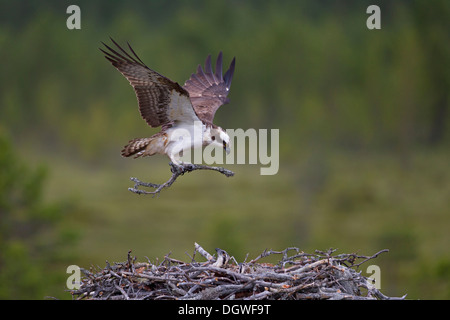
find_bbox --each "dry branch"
[128,162,234,196]
[69,244,406,300]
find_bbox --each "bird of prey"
[100,39,235,167]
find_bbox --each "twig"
[352,249,390,269]
[128,162,235,196]
[194,242,214,261]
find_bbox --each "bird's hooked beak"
[223,141,230,154]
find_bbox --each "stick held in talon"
[100,39,237,196]
[130,177,160,189]
[128,162,235,196]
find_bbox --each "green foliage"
[0,130,78,299]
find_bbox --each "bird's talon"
[183,164,195,171]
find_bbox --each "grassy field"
[29,147,450,300]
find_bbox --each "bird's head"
[209,127,230,154]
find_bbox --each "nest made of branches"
[70,243,405,300]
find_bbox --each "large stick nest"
[70,243,405,300]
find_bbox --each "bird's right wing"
[183,52,235,124]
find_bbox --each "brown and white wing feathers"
[100,38,199,127]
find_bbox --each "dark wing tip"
[100,38,148,68]
[127,41,146,66]
[205,54,214,76]
[223,57,236,88]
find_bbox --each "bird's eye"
[212,136,216,141]
[223,141,227,148]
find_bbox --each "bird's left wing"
[100,38,200,127]
[183,52,235,124]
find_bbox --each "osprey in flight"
[100,39,235,166]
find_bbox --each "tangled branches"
[70,243,405,300]
[128,163,234,196]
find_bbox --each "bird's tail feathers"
[121,137,162,158]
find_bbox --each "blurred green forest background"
[0,0,449,299]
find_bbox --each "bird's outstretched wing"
[100,38,200,127]
[183,52,235,124]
